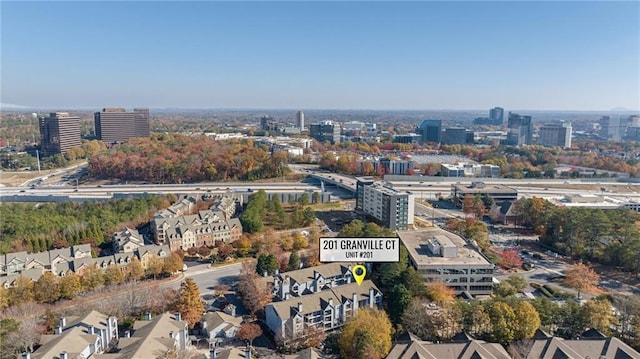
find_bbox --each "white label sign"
[320,237,400,262]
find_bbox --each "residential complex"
[0,243,170,288]
[94,108,150,143]
[505,112,533,146]
[264,262,355,301]
[398,228,495,297]
[38,112,82,156]
[355,177,415,231]
[265,280,382,341]
[538,122,572,148]
[152,209,242,251]
[387,335,511,359]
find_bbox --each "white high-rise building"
[539,122,572,148]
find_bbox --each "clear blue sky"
[2,1,639,111]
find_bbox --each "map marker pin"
[352,264,366,286]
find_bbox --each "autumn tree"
[145,256,164,280]
[237,263,272,316]
[513,301,541,340]
[338,308,393,359]
[501,249,523,269]
[7,275,34,306]
[564,263,599,299]
[127,257,145,281]
[163,252,184,274]
[236,322,263,348]
[0,286,8,311]
[80,266,104,291]
[33,271,60,303]
[425,282,455,306]
[104,264,125,286]
[402,299,462,341]
[488,301,517,344]
[176,278,205,329]
[59,272,82,300]
[583,298,618,334]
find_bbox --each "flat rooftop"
[452,183,517,194]
[398,228,493,268]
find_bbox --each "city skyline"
[2,1,639,111]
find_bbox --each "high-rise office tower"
[505,113,533,146]
[539,122,572,148]
[599,116,627,141]
[94,108,150,143]
[296,111,305,130]
[39,112,82,156]
[489,107,504,125]
[416,119,442,143]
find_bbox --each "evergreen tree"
[287,251,301,271]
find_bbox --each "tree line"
[240,190,316,234]
[0,196,173,254]
[88,134,289,183]
[515,197,640,275]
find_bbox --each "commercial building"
[394,133,422,144]
[440,163,500,178]
[538,122,572,148]
[355,177,415,231]
[94,108,150,143]
[398,228,495,297]
[295,111,305,130]
[451,182,517,207]
[505,112,532,146]
[489,107,504,125]
[416,119,442,143]
[38,112,82,156]
[442,127,473,145]
[600,115,627,141]
[379,158,415,175]
[309,121,341,144]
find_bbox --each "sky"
[1,1,639,111]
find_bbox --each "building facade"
[416,119,442,143]
[505,112,533,146]
[600,115,627,141]
[442,127,473,145]
[94,108,150,143]
[451,182,518,207]
[398,229,495,297]
[355,178,414,231]
[538,122,572,148]
[489,107,504,125]
[38,112,82,156]
[309,121,341,144]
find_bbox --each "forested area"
[0,196,173,254]
[515,197,640,275]
[240,190,316,233]
[88,134,289,183]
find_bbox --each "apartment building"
[265,280,382,341]
[398,228,495,297]
[264,262,355,301]
[152,210,242,251]
[355,177,415,231]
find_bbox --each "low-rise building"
[265,280,382,341]
[200,311,243,348]
[265,263,354,301]
[30,311,118,359]
[152,210,242,251]
[451,182,517,207]
[398,228,495,297]
[112,227,144,253]
[386,334,511,359]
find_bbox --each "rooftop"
[452,183,517,194]
[398,228,493,268]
